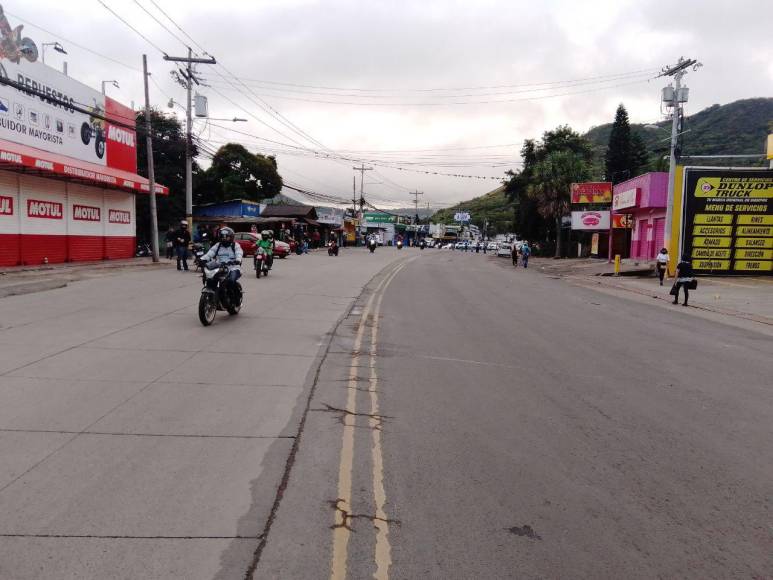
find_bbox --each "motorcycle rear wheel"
[198,293,216,326]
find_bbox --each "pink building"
[612,172,668,261]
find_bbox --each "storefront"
[612,172,668,261]
[0,24,165,267]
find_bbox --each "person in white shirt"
[655,248,669,286]
[200,227,243,286]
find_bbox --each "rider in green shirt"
[257,230,274,269]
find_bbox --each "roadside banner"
[571,182,612,204]
[612,214,633,229]
[571,210,610,230]
[680,168,773,274]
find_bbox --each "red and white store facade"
[0,27,166,267]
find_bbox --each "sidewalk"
[531,257,773,326]
[0,258,167,298]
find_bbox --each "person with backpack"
[520,241,531,268]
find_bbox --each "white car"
[497,243,512,257]
[487,242,498,251]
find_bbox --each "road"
[255,249,773,580]
[1,248,771,579]
[0,248,405,580]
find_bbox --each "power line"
[133,0,190,51]
[96,0,168,55]
[202,69,657,100]
[208,67,661,93]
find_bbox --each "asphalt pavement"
[255,249,773,579]
[2,247,771,579]
[0,248,406,580]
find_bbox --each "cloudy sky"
[7,0,772,208]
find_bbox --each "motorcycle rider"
[257,230,274,269]
[200,227,243,288]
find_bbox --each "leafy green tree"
[529,150,590,257]
[604,104,648,183]
[135,109,202,240]
[505,126,593,250]
[198,143,283,204]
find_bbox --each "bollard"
[614,254,621,276]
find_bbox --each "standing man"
[174,220,191,271]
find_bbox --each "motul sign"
[27,199,63,219]
[108,209,131,224]
[107,126,136,147]
[73,204,101,222]
[0,195,13,215]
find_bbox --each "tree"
[135,109,202,240]
[505,126,594,250]
[198,143,283,204]
[529,150,590,258]
[604,104,648,184]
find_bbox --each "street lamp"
[41,42,66,64]
[101,80,119,95]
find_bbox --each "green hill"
[585,97,773,170]
[431,185,515,234]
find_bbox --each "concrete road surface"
[0,248,406,580]
[255,250,773,579]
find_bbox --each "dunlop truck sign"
[681,168,773,274]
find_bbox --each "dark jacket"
[174,228,191,248]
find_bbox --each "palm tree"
[529,150,590,258]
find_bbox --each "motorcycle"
[368,239,377,253]
[192,243,206,271]
[396,240,403,250]
[80,101,107,160]
[419,240,426,250]
[327,240,339,256]
[254,248,270,278]
[135,242,151,257]
[198,261,242,326]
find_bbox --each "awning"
[0,138,168,195]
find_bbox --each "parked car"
[487,242,498,251]
[454,241,468,250]
[235,232,292,258]
[497,243,512,257]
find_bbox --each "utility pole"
[409,189,424,245]
[353,164,372,238]
[142,55,159,262]
[164,50,216,231]
[660,56,700,266]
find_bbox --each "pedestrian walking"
[173,220,191,271]
[164,226,175,260]
[511,244,518,267]
[520,241,531,268]
[670,255,696,306]
[655,248,669,286]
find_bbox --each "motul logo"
[107,126,136,147]
[0,195,12,215]
[73,204,101,222]
[28,199,63,219]
[109,209,130,224]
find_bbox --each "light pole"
[101,80,119,95]
[41,42,66,64]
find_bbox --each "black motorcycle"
[328,241,339,256]
[368,239,377,253]
[135,242,151,257]
[198,261,242,326]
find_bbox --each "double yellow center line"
[331,261,409,580]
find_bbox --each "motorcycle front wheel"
[198,292,216,326]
